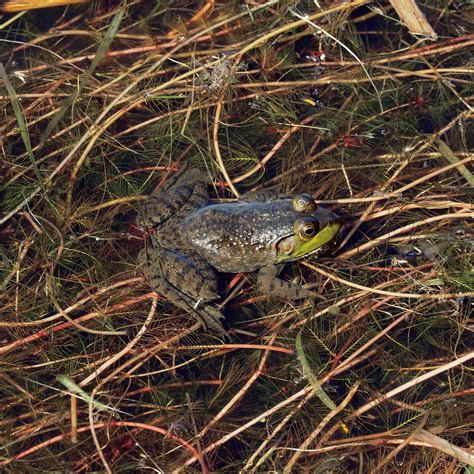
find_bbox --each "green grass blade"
[88,4,126,73]
[295,329,337,411]
[436,138,474,187]
[0,62,44,191]
[57,375,113,413]
[41,4,126,142]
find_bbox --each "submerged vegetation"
[0,0,473,471]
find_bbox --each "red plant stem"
[177,344,293,355]
[227,273,244,290]
[15,25,240,76]
[0,421,209,473]
[330,332,357,371]
[127,380,223,397]
[0,293,156,356]
[391,33,474,58]
[390,388,474,415]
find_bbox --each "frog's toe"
[303,289,326,301]
[195,305,228,336]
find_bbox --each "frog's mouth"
[276,221,342,262]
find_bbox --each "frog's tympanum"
[137,166,341,334]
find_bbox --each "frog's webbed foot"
[138,249,227,335]
[193,303,228,335]
[166,284,227,334]
[257,265,324,301]
[154,277,227,334]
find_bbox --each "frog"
[137,165,342,334]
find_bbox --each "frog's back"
[181,201,294,273]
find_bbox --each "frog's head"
[275,193,341,263]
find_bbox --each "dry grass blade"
[1,0,90,13]
[389,0,437,39]
[412,429,474,467]
[436,138,474,187]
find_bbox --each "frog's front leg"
[138,248,226,334]
[257,264,321,300]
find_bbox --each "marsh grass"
[0,0,473,471]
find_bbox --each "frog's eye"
[294,218,320,241]
[292,193,317,213]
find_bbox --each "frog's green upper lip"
[277,219,342,263]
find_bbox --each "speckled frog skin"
[137,166,341,333]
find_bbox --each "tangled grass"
[0,0,473,471]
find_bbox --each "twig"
[70,395,78,444]
[177,343,293,355]
[338,211,473,259]
[351,351,474,418]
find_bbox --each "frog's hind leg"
[138,248,226,334]
[148,277,226,334]
[150,247,219,303]
[257,265,322,300]
[138,167,208,229]
[239,189,286,203]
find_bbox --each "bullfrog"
[137,166,341,334]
